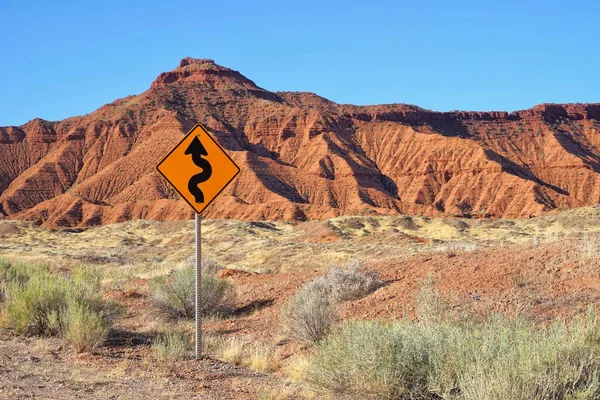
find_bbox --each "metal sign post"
[195,213,202,359]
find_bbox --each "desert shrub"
[4,270,71,335]
[0,262,117,352]
[61,301,111,352]
[439,241,478,257]
[280,279,337,343]
[304,280,600,400]
[397,216,419,230]
[0,258,46,287]
[152,330,192,362]
[185,257,223,276]
[0,222,19,237]
[281,262,383,343]
[0,258,15,303]
[202,258,223,276]
[454,313,600,400]
[306,320,435,397]
[414,275,448,324]
[326,262,385,301]
[344,217,365,230]
[150,265,233,319]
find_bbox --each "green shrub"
[304,281,600,399]
[61,301,111,353]
[4,269,71,335]
[0,261,117,352]
[0,258,46,289]
[306,320,433,397]
[150,265,233,319]
[152,330,192,362]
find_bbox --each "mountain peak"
[178,57,216,67]
[150,57,260,90]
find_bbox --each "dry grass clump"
[438,240,478,257]
[183,257,223,276]
[580,233,600,262]
[211,336,280,373]
[303,278,600,399]
[0,258,118,353]
[218,336,247,365]
[281,261,384,343]
[248,344,280,373]
[150,263,233,319]
[152,330,192,362]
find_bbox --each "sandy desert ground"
[1,207,600,399]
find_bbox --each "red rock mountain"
[1,58,599,227]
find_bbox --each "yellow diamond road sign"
[156,123,240,215]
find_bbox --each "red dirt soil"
[1,58,600,228]
[206,237,600,342]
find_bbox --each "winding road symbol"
[185,136,213,203]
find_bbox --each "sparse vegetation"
[281,262,384,342]
[248,343,280,373]
[414,275,448,324]
[325,262,385,301]
[211,336,280,373]
[152,330,192,362]
[580,233,600,261]
[61,300,111,353]
[439,240,478,257]
[285,355,311,382]
[280,278,337,343]
[218,336,246,366]
[0,259,118,353]
[150,263,233,319]
[303,278,600,400]
[201,257,223,276]
[2,212,600,397]
[183,256,224,276]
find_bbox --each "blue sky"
[1,0,599,126]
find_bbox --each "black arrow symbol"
[184,136,212,203]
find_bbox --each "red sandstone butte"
[1,58,599,227]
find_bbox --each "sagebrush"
[325,261,385,302]
[304,278,600,400]
[0,258,118,352]
[280,261,383,342]
[150,264,233,319]
[280,279,337,343]
[61,300,111,352]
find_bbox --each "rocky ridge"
[1,58,599,227]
